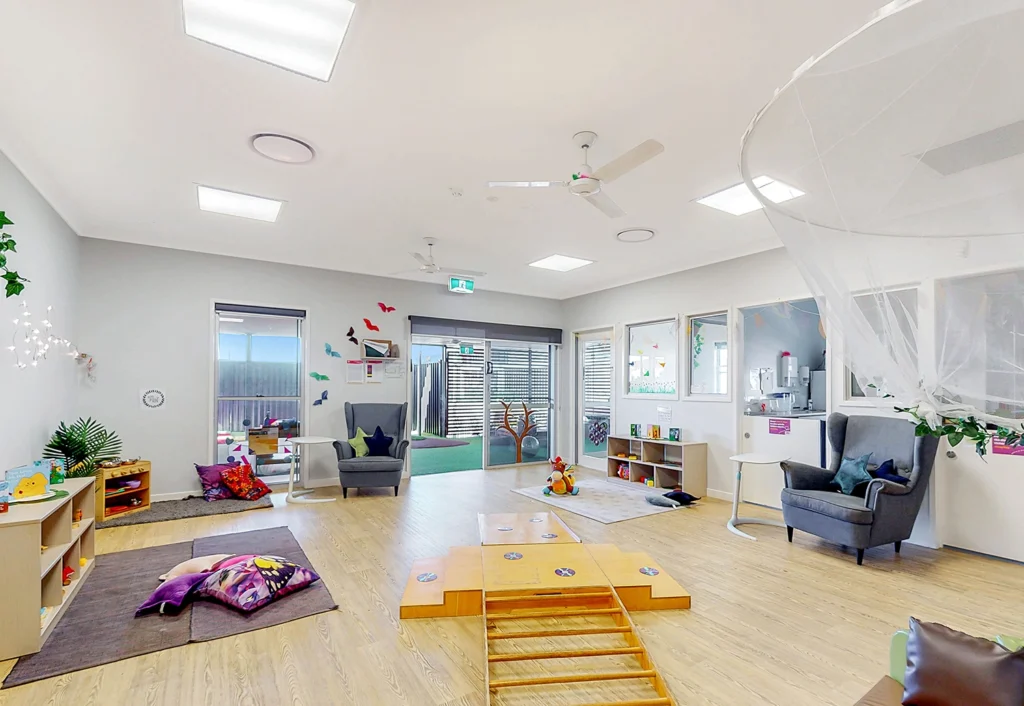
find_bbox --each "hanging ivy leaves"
[894,404,1024,458]
[0,211,29,297]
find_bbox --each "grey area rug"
[411,437,470,449]
[96,494,274,528]
[511,478,676,524]
[4,526,336,688]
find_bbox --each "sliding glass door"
[485,342,555,467]
[576,329,613,470]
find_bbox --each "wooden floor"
[2,466,1023,705]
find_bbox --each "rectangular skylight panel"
[197,185,283,222]
[695,175,805,216]
[529,255,594,272]
[183,0,356,81]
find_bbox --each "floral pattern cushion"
[195,555,320,613]
[194,462,239,502]
[221,463,271,501]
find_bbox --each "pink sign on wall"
[992,438,1024,456]
[768,418,791,435]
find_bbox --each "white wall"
[560,247,815,497]
[0,151,79,471]
[77,239,563,498]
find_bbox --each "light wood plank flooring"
[2,466,1022,705]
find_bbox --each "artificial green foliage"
[0,211,29,298]
[692,322,704,369]
[43,417,123,477]
[893,404,1024,459]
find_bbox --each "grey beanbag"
[645,495,680,508]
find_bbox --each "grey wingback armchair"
[333,402,409,498]
[780,412,939,565]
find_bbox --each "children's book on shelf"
[4,460,56,502]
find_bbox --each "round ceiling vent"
[616,228,655,243]
[251,134,315,164]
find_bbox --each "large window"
[487,343,556,466]
[847,288,918,399]
[688,312,729,396]
[626,318,678,398]
[214,307,304,479]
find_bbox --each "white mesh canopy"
[740,0,1024,429]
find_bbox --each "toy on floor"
[544,458,579,495]
[617,463,629,480]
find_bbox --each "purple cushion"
[195,555,320,613]
[194,462,238,502]
[136,571,213,615]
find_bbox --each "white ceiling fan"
[488,131,664,219]
[394,237,486,277]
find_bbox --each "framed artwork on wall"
[625,318,678,399]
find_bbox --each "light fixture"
[182,0,356,81]
[528,254,594,272]
[695,175,805,216]
[251,134,315,164]
[219,317,244,323]
[196,185,283,222]
[616,228,655,243]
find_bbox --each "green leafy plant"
[893,404,1023,458]
[42,417,123,477]
[0,211,29,298]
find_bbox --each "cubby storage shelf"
[606,435,708,497]
[0,476,96,661]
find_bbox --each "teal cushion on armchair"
[831,453,872,495]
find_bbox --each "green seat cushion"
[349,427,370,457]
[833,453,872,495]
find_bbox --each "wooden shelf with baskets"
[95,461,151,521]
[606,436,707,497]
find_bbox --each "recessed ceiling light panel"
[251,134,315,164]
[529,254,594,272]
[695,175,805,216]
[197,185,283,222]
[616,228,655,243]
[183,0,356,81]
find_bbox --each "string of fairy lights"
[6,300,79,369]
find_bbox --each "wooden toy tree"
[499,401,536,464]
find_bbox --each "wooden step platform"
[478,511,581,545]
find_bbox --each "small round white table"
[727,452,789,540]
[286,436,337,504]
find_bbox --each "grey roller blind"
[409,316,562,345]
[215,303,306,319]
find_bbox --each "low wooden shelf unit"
[606,435,708,497]
[95,461,151,521]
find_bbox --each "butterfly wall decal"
[346,326,358,345]
[363,318,380,332]
[310,371,330,381]
[653,344,659,349]
[312,390,328,406]
[377,302,396,313]
[325,343,342,358]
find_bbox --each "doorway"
[575,329,613,470]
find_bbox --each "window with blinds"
[488,344,553,435]
[445,344,485,437]
[582,340,613,421]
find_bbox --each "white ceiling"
[0,0,885,300]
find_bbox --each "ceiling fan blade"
[592,139,664,183]
[487,181,564,188]
[584,190,626,219]
[411,251,431,266]
[437,266,487,277]
[388,267,425,276]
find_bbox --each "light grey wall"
[0,151,79,471]
[559,247,817,496]
[77,239,564,497]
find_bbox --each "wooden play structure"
[400,511,690,705]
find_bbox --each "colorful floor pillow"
[221,463,271,501]
[137,571,213,615]
[194,462,239,502]
[196,555,320,613]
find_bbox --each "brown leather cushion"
[903,618,1024,706]
[855,676,904,706]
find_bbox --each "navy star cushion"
[364,426,394,457]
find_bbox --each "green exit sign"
[459,343,475,355]
[448,276,475,294]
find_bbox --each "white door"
[576,330,613,470]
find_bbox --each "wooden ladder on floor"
[483,586,676,706]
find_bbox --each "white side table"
[727,452,788,540]
[286,436,337,504]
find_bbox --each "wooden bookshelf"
[606,435,707,497]
[0,476,96,661]
[95,461,151,521]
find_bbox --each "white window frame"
[684,310,732,402]
[623,316,680,401]
[842,285,919,404]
